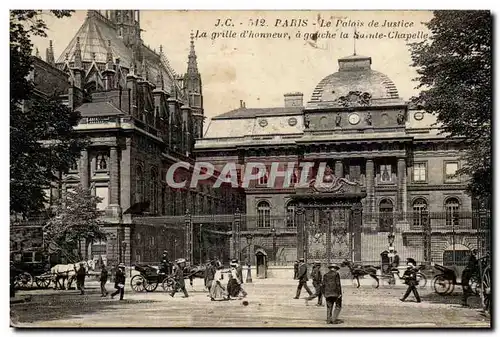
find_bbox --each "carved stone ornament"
[334,91,372,108]
[397,113,406,125]
[308,165,360,194]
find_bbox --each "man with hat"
[400,258,421,303]
[293,260,299,280]
[461,249,478,307]
[305,261,323,306]
[111,263,126,300]
[294,257,313,299]
[76,262,87,295]
[322,263,343,324]
[159,250,170,275]
[170,259,189,298]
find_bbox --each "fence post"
[422,210,431,265]
[232,209,241,261]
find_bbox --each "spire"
[186,32,199,75]
[46,40,55,65]
[35,48,40,58]
[105,40,114,70]
[140,56,149,81]
[73,37,82,69]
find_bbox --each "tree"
[409,11,492,206]
[10,10,88,217]
[44,185,107,261]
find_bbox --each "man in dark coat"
[293,260,299,280]
[204,259,216,290]
[400,258,421,303]
[305,261,323,306]
[294,258,313,299]
[111,263,126,300]
[170,259,189,298]
[100,265,109,297]
[76,262,86,295]
[461,249,478,306]
[323,263,343,324]
[160,250,170,274]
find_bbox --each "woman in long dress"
[209,267,229,301]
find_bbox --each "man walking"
[76,262,86,295]
[293,260,299,280]
[305,261,323,306]
[323,263,343,324]
[111,263,126,300]
[461,249,478,306]
[400,258,421,303]
[294,258,313,299]
[170,259,189,298]
[100,265,109,297]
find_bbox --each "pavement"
[10,279,491,328]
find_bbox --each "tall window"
[445,198,460,226]
[379,199,394,232]
[150,168,158,214]
[413,162,427,182]
[380,164,392,183]
[257,201,271,228]
[286,202,296,227]
[96,154,108,171]
[445,162,459,183]
[412,198,428,227]
[135,166,144,203]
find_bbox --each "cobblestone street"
[10,279,490,328]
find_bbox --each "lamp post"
[199,224,203,264]
[271,226,277,265]
[246,234,253,283]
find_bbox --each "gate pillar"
[351,202,362,262]
[296,206,305,260]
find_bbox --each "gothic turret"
[110,10,141,49]
[71,37,83,89]
[45,40,55,65]
[102,40,116,90]
[183,33,204,140]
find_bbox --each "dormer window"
[96,154,108,171]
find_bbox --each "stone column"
[296,206,305,260]
[80,149,89,189]
[366,159,375,221]
[123,226,131,266]
[397,158,406,220]
[335,160,343,178]
[106,146,121,217]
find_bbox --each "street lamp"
[271,226,277,265]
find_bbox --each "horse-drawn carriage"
[10,251,53,289]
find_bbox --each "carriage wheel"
[433,274,453,295]
[161,277,175,292]
[130,275,146,292]
[35,277,51,289]
[15,272,33,289]
[482,267,491,313]
[144,279,159,292]
[416,272,427,289]
[469,274,480,296]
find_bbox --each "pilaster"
[80,149,89,189]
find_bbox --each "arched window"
[445,197,460,226]
[379,199,394,232]
[286,201,296,227]
[150,168,158,214]
[135,166,144,203]
[96,154,108,171]
[412,198,428,227]
[257,201,271,228]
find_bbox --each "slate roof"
[214,107,303,120]
[76,101,124,117]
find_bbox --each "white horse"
[51,260,96,290]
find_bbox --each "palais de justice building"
[195,53,479,266]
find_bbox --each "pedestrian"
[294,258,313,299]
[227,260,247,299]
[210,265,229,301]
[305,261,323,306]
[323,263,343,324]
[76,262,86,295]
[400,258,421,303]
[293,260,299,280]
[111,263,126,300]
[100,265,109,297]
[461,249,478,306]
[235,259,244,284]
[204,259,216,291]
[170,259,189,298]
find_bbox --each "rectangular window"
[445,162,459,182]
[380,164,392,183]
[413,162,427,182]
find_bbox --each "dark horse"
[340,259,380,288]
[183,260,222,287]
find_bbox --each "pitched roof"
[76,101,124,117]
[214,107,303,120]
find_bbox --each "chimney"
[240,100,246,109]
[284,92,304,107]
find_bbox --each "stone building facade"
[195,54,482,266]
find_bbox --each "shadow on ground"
[10,288,158,326]
[420,291,483,308]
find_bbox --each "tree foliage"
[10,10,88,217]
[44,185,107,261]
[409,11,492,205]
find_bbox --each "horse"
[51,260,96,290]
[182,259,223,288]
[340,259,380,288]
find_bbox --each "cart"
[431,264,480,295]
[130,264,175,292]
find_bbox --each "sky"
[32,10,434,122]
